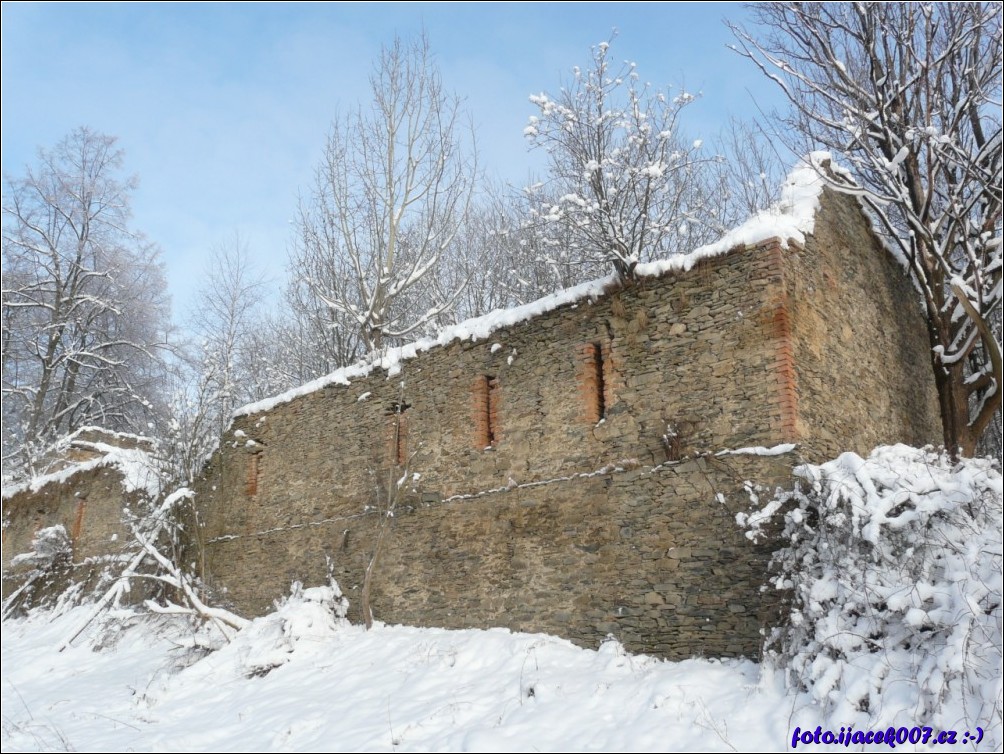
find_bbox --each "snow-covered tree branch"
[524,35,719,282]
[2,128,172,478]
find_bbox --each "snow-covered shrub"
[192,580,350,679]
[3,525,76,618]
[752,445,1002,739]
[10,524,72,569]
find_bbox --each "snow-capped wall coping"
[635,151,828,277]
[1,443,163,502]
[234,154,829,419]
[56,425,158,450]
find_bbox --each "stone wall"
[781,190,941,459]
[209,235,794,496]
[189,188,941,659]
[2,464,139,601]
[200,454,791,659]
[1,433,163,606]
[2,465,136,566]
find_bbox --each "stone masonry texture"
[2,465,140,600]
[189,188,941,660]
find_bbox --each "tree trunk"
[926,319,977,461]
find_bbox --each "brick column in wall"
[71,499,86,543]
[387,412,409,465]
[246,453,261,497]
[471,375,501,449]
[577,341,610,424]
[766,241,800,442]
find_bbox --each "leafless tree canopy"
[190,235,269,431]
[523,36,724,282]
[2,127,171,477]
[290,33,477,358]
[163,235,272,483]
[731,2,1003,457]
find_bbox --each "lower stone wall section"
[2,466,140,605]
[2,466,135,568]
[199,453,791,660]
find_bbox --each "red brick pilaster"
[767,241,800,442]
[387,412,409,465]
[471,375,501,449]
[246,454,260,497]
[71,499,86,543]
[576,341,608,424]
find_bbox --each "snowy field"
[2,595,792,752]
[0,592,996,752]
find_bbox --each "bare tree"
[2,127,171,477]
[162,235,270,483]
[291,33,477,356]
[190,234,268,437]
[431,180,591,324]
[524,35,718,282]
[283,254,365,374]
[163,361,221,486]
[730,3,1002,458]
[232,305,326,400]
[710,117,785,223]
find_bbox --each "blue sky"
[1,2,785,321]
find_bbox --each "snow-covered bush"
[752,445,1002,739]
[10,524,72,569]
[3,525,75,618]
[184,580,350,679]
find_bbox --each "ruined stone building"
[2,428,162,598]
[190,164,939,659]
[3,162,941,658]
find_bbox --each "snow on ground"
[2,589,996,753]
[4,444,999,752]
[2,597,797,753]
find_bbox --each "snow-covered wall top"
[1,443,162,502]
[55,425,158,449]
[637,151,828,277]
[234,154,829,419]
